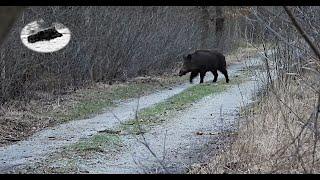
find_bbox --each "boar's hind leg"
[190,71,199,84]
[199,71,206,84]
[211,70,218,82]
[219,68,229,83]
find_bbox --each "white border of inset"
[20,20,71,53]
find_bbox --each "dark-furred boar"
[178,50,229,84]
[27,27,63,43]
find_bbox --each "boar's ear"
[183,54,191,62]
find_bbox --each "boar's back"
[189,50,226,69]
[27,27,63,43]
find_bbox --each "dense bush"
[0,6,249,104]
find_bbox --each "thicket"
[0,6,257,104]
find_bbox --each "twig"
[311,93,320,172]
[2,138,21,142]
[130,94,170,173]
[283,6,320,61]
[162,130,168,162]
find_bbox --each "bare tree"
[214,6,225,52]
[0,6,25,45]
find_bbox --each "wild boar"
[178,50,229,84]
[27,27,63,43]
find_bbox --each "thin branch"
[311,93,320,172]
[283,6,320,60]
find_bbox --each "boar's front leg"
[189,71,199,84]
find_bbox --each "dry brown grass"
[189,72,320,174]
[226,45,260,66]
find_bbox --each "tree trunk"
[214,6,225,53]
[0,6,25,46]
[200,6,210,49]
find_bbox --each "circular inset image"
[20,20,71,53]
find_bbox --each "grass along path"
[65,71,249,157]
[120,73,248,135]
[46,75,188,123]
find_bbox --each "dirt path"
[0,52,271,173]
[73,78,264,174]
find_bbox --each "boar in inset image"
[178,50,229,84]
[27,27,63,43]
